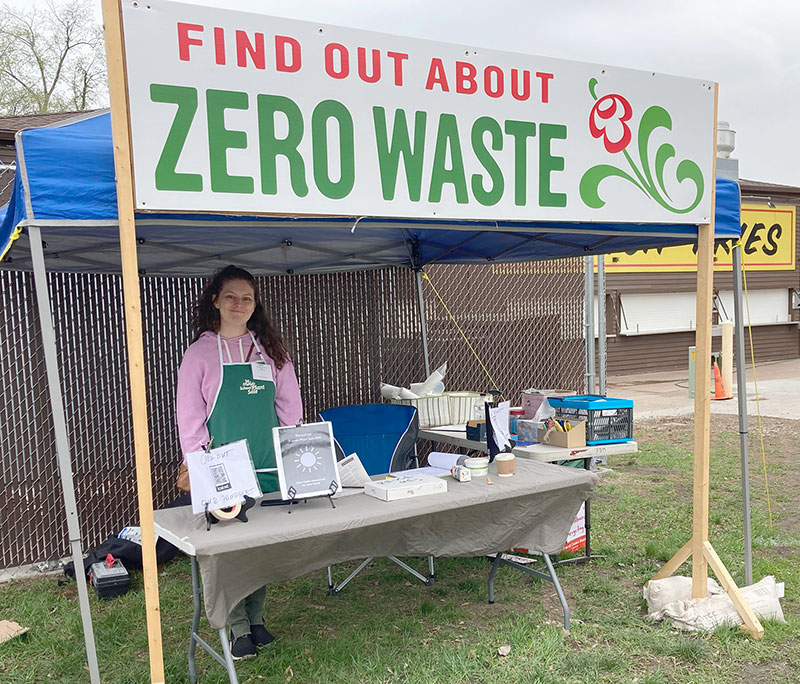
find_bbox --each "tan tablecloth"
[154,459,597,629]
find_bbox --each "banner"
[600,204,796,272]
[120,0,715,223]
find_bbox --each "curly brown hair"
[192,265,290,368]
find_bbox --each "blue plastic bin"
[546,395,633,445]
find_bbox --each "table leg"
[218,629,240,684]
[189,557,201,684]
[188,556,240,684]
[542,553,571,632]
[551,457,603,567]
[486,552,570,631]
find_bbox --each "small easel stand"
[650,100,763,639]
[284,482,339,513]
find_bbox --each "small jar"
[509,408,525,435]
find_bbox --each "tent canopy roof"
[0,111,741,276]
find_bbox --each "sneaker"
[250,624,275,648]
[229,633,256,661]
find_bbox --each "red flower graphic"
[589,93,633,154]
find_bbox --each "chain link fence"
[0,256,583,578]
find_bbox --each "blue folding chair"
[319,403,435,594]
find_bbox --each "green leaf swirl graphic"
[580,88,705,214]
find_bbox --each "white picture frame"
[273,422,341,500]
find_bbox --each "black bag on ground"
[64,494,191,580]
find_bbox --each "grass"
[1,414,798,683]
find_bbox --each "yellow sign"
[600,203,796,272]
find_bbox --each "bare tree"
[0,0,107,115]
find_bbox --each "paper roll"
[210,503,242,521]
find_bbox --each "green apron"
[206,332,280,494]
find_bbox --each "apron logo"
[240,379,266,395]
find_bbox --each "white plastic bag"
[532,397,556,423]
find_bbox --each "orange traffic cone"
[712,359,732,400]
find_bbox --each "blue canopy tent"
[0,110,741,275]
[0,109,746,682]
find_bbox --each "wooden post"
[100,1,165,681]
[692,214,713,596]
[650,84,763,639]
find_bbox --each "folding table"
[154,459,597,683]
[419,428,638,564]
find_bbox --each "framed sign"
[273,422,341,500]
[185,439,262,514]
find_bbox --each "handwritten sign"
[186,439,261,514]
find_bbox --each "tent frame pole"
[415,269,431,377]
[28,225,102,684]
[101,0,165,681]
[597,255,607,396]
[651,88,762,639]
[732,243,753,585]
[584,255,596,394]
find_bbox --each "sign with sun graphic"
[274,422,341,500]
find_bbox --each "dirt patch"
[635,413,800,536]
[736,661,797,684]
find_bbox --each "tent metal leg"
[414,269,431,377]
[29,225,101,684]
[597,255,607,397]
[487,552,570,631]
[732,245,753,586]
[584,256,596,394]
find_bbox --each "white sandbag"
[648,575,785,632]
[644,576,723,616]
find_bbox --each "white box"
[364,474,448,501]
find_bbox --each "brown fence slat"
[0,261,582,569]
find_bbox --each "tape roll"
[210,503,242,521]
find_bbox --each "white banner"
[121,0,715,224]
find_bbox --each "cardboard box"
[364,473,448,501]
[466,419,486,442]
[521,390,576,419]
[536,418,586,448]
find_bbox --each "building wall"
[603,184,800,375]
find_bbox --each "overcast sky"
[9,0,800,187]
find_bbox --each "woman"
[176,265,303,661]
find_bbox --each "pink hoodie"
[176,330,303,459]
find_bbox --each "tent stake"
[101,0,165,681]
[29,225,101,684]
